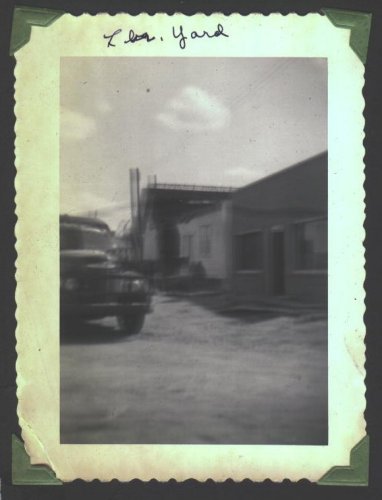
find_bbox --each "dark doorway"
[271,230,285,295]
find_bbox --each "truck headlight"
[131,279,147,292]
[61,277,79,291]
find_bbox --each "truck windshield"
[60,224,112,251]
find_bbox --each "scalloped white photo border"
[15,12,365,482]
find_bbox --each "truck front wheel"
[117,314,145,336]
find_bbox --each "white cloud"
[157,86,230,132]
[61,107,97,141]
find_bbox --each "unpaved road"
[61,294,327,444]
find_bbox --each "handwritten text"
[103,24,229,50]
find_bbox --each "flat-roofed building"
[231,152,328,303]
[141,182,234,276]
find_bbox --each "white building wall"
[177,201,232,280]
[142,213,159,261]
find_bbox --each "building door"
[270,229,285,295]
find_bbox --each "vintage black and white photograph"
[59,56,328,445]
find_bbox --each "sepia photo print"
[59,56,328,445]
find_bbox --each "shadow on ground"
[60,320,138,346]
[157,292,285,324]
[163,290,327,324]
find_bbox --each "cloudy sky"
[60,57,327,229]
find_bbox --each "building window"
[199,225,212,257]
[181,234,193,260]
[236,231,263,270]
[295,218,327,270]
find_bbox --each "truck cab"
[60,215,152,335]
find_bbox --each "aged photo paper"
[15,12,366,482]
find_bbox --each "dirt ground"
[60,293,327,444]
